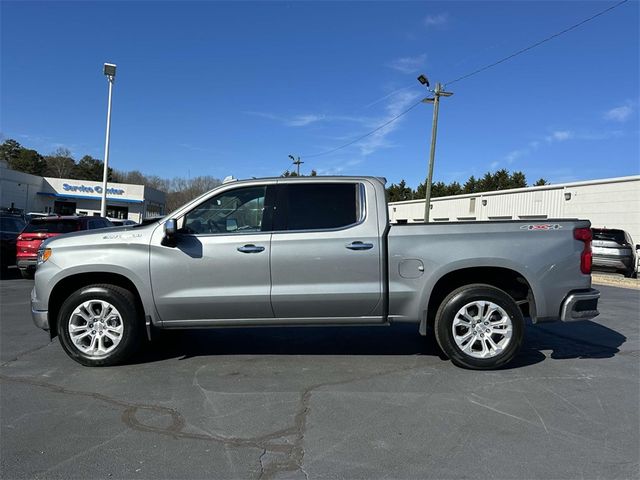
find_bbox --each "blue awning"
[37,192,144,204]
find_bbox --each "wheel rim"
[68,300,124,357]
[452,300,513,359]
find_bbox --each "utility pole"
[101,63,117,218]
[288,154,304,176]
[417,75,453,222]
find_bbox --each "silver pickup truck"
[31,176,600,369]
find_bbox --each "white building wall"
[389,176,640,244]
[0,165,45,212]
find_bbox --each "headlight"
[37,247,52,266]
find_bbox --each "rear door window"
[23,219,79,234]
[274,183,361,231]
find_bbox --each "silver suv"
[592,228,637,278]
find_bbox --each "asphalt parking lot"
[1,269,638,480]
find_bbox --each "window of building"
[107,205,128,220]
[54,201,76,215]
[275,183,360,231]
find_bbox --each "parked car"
[592,228,637,278]
[0,214,26,272]
[31,176,599,369]
[17,216,113,279]
[107,218,137,227]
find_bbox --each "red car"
[16,216,113,279]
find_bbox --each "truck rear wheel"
[434,284,524,370]
[57,284,142,367]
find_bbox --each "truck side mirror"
[162,218,178,247]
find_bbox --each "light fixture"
[417,74,430,86]
[103,63,116,77]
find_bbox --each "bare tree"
[44,147,75,178]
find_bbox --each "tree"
[534,178,549,186]
[510,171,527,189]
[463,175,477,194]
[72,155,113,181]
[0,139,24,165]
[281,170,318,177]
[165,175,221,211]
[430,181,449,198]
[386,179,414,202]
[45,147,75,178]
[8,148,47,175]
[446,181,462,196]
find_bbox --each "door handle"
[237,244,265,253]
[346,241,374,251]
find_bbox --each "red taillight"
[16,235,23,241]
[574,227,592,274]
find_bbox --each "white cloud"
[245,111,367,128]
[424,13,449,28]
[386,54,427,74]
[357,90,422,156]
[490,161,500,169]
[545,130,572,143]
[604,102,635,122]
[285,114,326,127]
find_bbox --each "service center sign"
[62,183,125,196]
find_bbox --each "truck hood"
[44,223,158,249]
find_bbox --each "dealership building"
[389,175,640,244]
[0,163,166,222]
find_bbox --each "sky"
[1,1,639,189]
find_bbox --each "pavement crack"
[0,343,52,367]
[2,362,422,479]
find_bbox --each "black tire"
[434,284,524,370]
[57,284,143,367]
[20,269,34,279]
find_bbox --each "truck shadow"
[137,319,625,368]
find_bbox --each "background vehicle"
[31,177,599,369]
[592,228,637,278]
[17,216,113,279]
[107,218,137,227]
[0,213,26,272]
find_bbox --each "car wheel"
[57,284,142,367]
[20,269,34,279]
[434,284,524,370]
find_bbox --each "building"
[389,175,640,244]
[0,164,166,222]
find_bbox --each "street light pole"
[100,63,116,218]
[424,82,441,223]
[417,76,453,222]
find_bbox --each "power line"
[445,0,629,86]
[300,0,629,159]
[302,97,425,158]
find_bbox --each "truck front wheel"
[57,284,143,367]
[434,284,524,370]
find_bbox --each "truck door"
[150,184,275,325]
[269,181,383,320]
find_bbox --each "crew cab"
[30,176,600,369]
